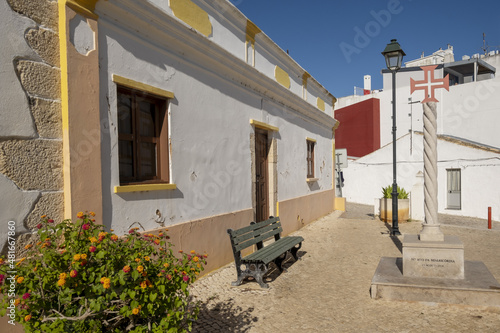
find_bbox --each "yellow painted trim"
[169,0,212,37]
[306,137,316,143]
[317,97,325,112]
[332,140,335,189]
[274,66,290,89]
[302,72,311,87]
[306,178,319,182]
[67,0,99,19]
[333,120,340,131]
[332,96,338,109]
[59,1,72,219]
[246,19,261,44]
[114,183,177,193]
[250,119,279,132]
[276,201,280,218]
[335,197,346,212]
[112,75,175,99]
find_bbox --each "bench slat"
[234,226,283,252]
[229,217,280,237]
[243,236,303,264]
[232,222,281,247]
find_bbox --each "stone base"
[371,257,500,307]
[403,234,464,279]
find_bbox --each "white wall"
[343,133,500,221]
[97,0,337,234]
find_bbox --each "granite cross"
[410,65,450,241]
[410,65,449,103]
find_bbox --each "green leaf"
[128,290,136,299]
[150,292,157,302]
[158,285,165,294]
[96,251,105,259]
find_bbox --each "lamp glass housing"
[382,39,405,71]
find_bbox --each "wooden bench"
[227,216,304,288]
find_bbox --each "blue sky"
[233,0,500,98]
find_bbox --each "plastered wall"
[0,0,63,255]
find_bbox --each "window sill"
[306,178,319,182]
[114,183,177,193]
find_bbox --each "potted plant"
[380,185,410,222]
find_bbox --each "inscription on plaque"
[402,235,465,279]
[410,258,456,268]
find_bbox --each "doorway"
[447,169,461,210]
[255,129,269,222]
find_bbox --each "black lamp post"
[382,39,405,236]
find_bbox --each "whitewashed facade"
[0,0,339,273]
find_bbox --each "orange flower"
[73,254,81,261]
[135,258,141,263]
[24,244,32,250]
[77,212,84,219]
[163,263,169,268]
[190,250,196,254]
[81,254,87,260]
[193,256,199,262]
[70,270,78,278]
[137,265,144,273]
[111,235,118,241]
[89,237,97,243]
[17,277,24,284]
[24,314,31,322]
[140,281,147,289]
[132,307,140,315]
[89,212,96,217]
[57,279,66,287]
[59,273,67,279]
[144,256,150,262]
[100,277,111,289]
[14,299,20,306]
[123,265,131,273]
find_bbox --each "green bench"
[227,216,303,288]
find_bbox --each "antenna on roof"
[481,32,492,55]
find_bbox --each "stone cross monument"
[403,65,465,279]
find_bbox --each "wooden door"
[255,129,269,222]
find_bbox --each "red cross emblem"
[410,65,449,103]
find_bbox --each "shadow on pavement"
[383,221,403,254]
[234,251,307,287]
[191,299,257,333]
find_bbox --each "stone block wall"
[0,0,63,255]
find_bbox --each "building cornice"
[97,0,337,130]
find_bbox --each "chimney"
[364,75,371,91]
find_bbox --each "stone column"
[419,102,444,241]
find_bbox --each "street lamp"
[382,39,405,236]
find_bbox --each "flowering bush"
[0,213,207,332]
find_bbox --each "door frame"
[251,128,278,222]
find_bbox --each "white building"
[0,0,339,273]
[337,45,500,221]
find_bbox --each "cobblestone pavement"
[189,205,500,332]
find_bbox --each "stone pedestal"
[403,234,464,279]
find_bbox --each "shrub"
[0,212,207,332]
[381,185,409,199]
